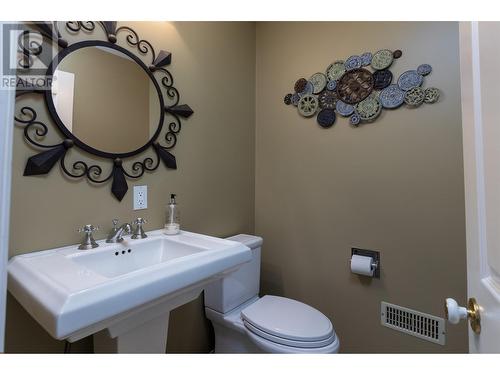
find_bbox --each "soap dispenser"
[165,193,180,235]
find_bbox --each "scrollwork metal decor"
[15,21,194,201]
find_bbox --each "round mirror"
[50,45,162,155]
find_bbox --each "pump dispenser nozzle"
[165,193,180,235]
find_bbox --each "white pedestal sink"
[8,230,252,353]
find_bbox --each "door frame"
[0,21,16,353]
[459,21,484,281]
[460,21,500,353]
[460,19,484,354]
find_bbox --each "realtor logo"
[1,22,56,90]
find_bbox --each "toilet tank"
[204,234,263,314]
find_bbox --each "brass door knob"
[445,297,481,334]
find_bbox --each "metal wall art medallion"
[404,87,426,107]
[318,90,337,109]
[309,72,327,94]
[345,55,362,71]
[336,100,355,117]
[424,87,440,104]
[373,70,393,90]
[360,52,372,66]
[283,49,441,129]
[326,61,346,81]
[317,109,336,128]
[336,68,374,105]
[355,95,382,122]
[397,70,423,91]
[379,84,405,109]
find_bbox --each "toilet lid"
[241,295,334,342]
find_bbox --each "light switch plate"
[133,185,147,210]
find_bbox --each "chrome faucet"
[106,219,132,243]
[131,217,148,239]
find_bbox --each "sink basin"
[8,230,252,353]
[71,238,205,278]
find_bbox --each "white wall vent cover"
[381,301,446,345]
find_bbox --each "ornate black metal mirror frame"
[15,21,194,201]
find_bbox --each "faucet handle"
[131,218,148,239]
[111,218,119,228]
[77,224,99,250]
[78,224,99,233]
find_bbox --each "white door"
[0,21,16,353]
[51,69,75,132]
[455,21,500,353]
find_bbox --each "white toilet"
[204,234,340,353]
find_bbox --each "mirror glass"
[51,46,161,154]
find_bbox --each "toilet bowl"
[204,234,339,354]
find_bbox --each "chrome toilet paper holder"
[351,248,380,278]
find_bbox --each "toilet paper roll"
[350,254,374,277]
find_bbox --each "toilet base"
[212,322,262,353]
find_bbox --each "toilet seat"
[240,295,338,351]
[244,322,340,354]
[243,319,335,348]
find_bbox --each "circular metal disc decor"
[336,100,355,117]
[379,84,405,109]
[345,55,362,71]
[327,80,337,91]
[294,78,308,93]
[309,73,327,94]
[336,68,374,105]
[282,47,441,130]
[355,95,382,121]
[298,81,314,97]
[350,112,361,126]
[298,94,319,117]
[424,87,440,103]
[318,90,337,109]
[361,52,372,66]
[373,69,393,90]
[317,109,336,128]
[397,70,423,91]
[326,61,346,81]
[404,87,425,107]
[371,49,394,70]
[417,64,432,76]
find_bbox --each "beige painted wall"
[255,22,467,353]
[7,21,467,354]
[6,21,256,353]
